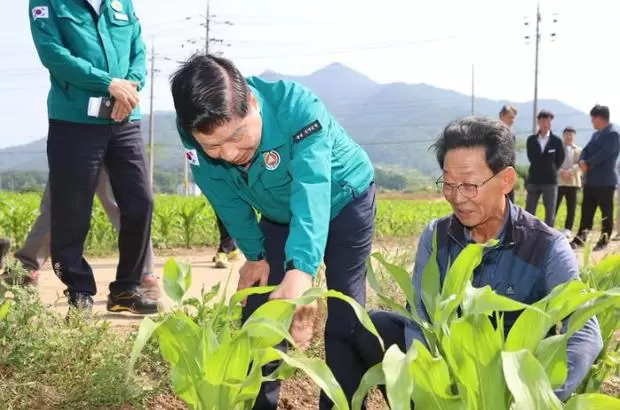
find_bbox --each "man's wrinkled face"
[500,111,516,127]
[193,94,263,165]
[538,117,552,135]
[441,147,514,227]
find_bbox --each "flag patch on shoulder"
[292,120,322,143]
[32,6,49,19]
[185,148,199,166]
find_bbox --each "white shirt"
[538,130,550,151]
[87,0,102,14]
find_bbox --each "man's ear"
[503,167,517,194]
[248,92,258,111]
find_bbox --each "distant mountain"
[0,63,594,176]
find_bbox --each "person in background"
[555,127,582,239]
[28,0,158,316]
[171,54,376,410]
[213,215,240,268]
[0,238,9,272]
[525,110,565,227]
[499,105,518,203]
[571,105,620,251]
[615,159,620,241]
[0,168,160,301]
[349,116,603,407]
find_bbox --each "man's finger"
[259,271,269,287]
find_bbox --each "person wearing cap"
[28,0,158,317]
[525,110,565,227]
[170,54,376,410]
[555,126,582,239]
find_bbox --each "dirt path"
[35,240,620,328]
[36,247,243,328]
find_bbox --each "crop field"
[0,191,601,255]
[0,191,617,410]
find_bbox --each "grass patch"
[0,281,173,410]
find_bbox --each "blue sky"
[1,0,618,149]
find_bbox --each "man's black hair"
[432,116,516,173]
[499,104,517,117]
[590,104,610,121]
[537,109,554,120]
[170,53,250,135]
[563,126,576,134]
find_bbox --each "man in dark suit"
[525,110,565,227]
[571,105,620,251]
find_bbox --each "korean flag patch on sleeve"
[32,6,49,20]
[185,148,200,166]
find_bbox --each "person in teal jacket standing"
[171,54,376,409]
[28,0,158,316]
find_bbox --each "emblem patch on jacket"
[292,120,322,143]
[264,150,281,171]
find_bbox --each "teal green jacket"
[29,0,146,124]
[179,77,374,277]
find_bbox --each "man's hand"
[108,79,140,121]
[560,169,570,181]
[579,160,588,173]
[270,269,316,350]
[237,260,270,292]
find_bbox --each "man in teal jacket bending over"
[171,54,376,409]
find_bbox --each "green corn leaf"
[421,227,440,324]
[564,393,620,410]
[224,336,251,386]
[461,282,539,317]
[127,316,162,378]
[275,350,350,410]
[506,281,596,353]
[446,315,506,410]
[591,255,620,287]
[235,350,268,405]
[351,363,385,410]
[371,253,416,313]
[501,349,563,410]
[435,243,485,326]
[566,293,620,337]
[241,317,298,350]
[163,258,192,304]
[408,340,463,410]
[228,285,278,309]
[382,344,413,410]
[534,335,568,388]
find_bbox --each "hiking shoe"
[213,252,229,268]
[227,249,240,260]
[570,237,585,249]
[1,268,39,287]
[139,274,161,301]
[593,240,609,252]
[612,233,620,242]
[107,289,159,315]
[65,291,94,323]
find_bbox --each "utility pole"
[532,1,541,135]
[148,39,155,188]
[470,64,475,116]
[525,1,558,135]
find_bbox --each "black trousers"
[215,214,237,253]
[556,186,579,231]
[47,120,153,296]
[576,185,616,242]
[242,183,376,410]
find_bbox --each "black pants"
[242,183,376,410]
[47,120,153,296]
[215,214,237,253]
[556,186,579,231]
[576,185,616,242]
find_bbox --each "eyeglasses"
[436,173,499,199]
